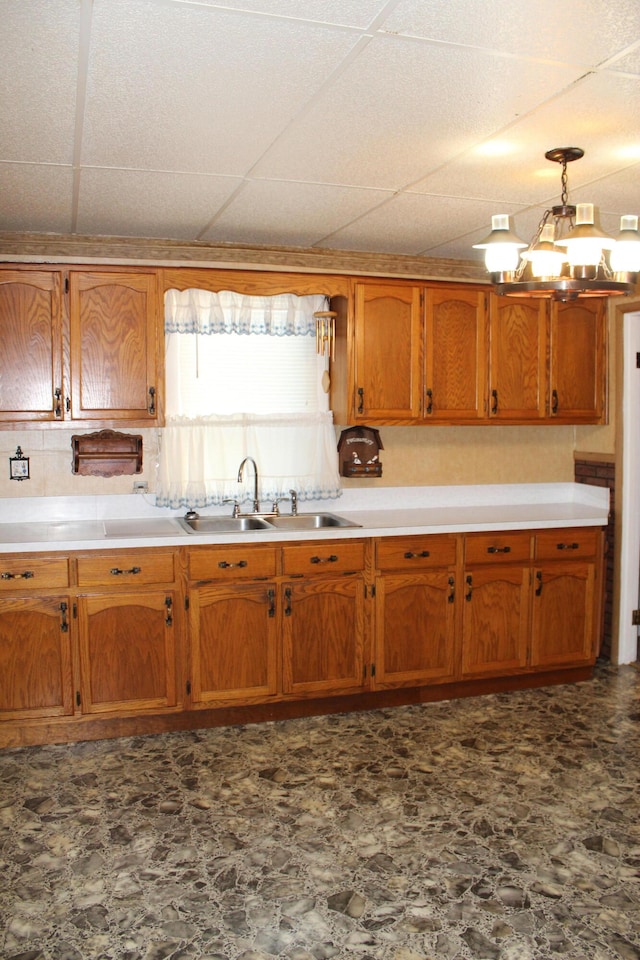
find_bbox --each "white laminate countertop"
[0,483,610,554]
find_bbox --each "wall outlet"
[133,481,148,494]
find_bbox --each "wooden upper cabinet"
[424,287,488,421]
[353,281,422,421]
[549,298,607,422]
[69,271,160,421]
[488,295,547,421]
[0,269,64,422]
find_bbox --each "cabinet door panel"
[549,299,606,422]
[531,562,595,667]
[461,566,530,676]
[354,282,422,420]
[0,596,73,719]
[489,296,547,420]
[190,582,278,705]
[424,288,487,420]
[282,577,366,696]
[78,591,177,713]
[69,271,159,420]
[0,270,63,422]
[374,571,456,687]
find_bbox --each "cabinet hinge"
[632,609,640,626]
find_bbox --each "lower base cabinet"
[0,595,74,720]
[0,524,604,747]
[77,591,179,714]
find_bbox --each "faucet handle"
[223,498,241,518]
[289,489,299,516]
[271,496,289,516]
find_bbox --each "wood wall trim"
[0,232,487,283]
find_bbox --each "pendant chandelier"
[473,147,640,301]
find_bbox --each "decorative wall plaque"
[338,426,383,478]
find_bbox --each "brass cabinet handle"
[487,546,511,554]
[110,566,141,575]
[465,574,473,601]
[217,560,248,569]
[556,542,579,551]
[357,387,364,414]
[551,389,559,415]
[491,389,498,415]
[448,575,455,604]
[535,570,543,595]
[54,387,63,418]
[425,388,433,415]
[148,386,156,415]
[404,550,430,559]
[267,588,276,618]
[310,555,338,564]
[1,570,35,580]
[284,586,292,616]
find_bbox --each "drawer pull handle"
[556,542,579,551]
[448,575,455,604]
[535,570,543,595]
[310,555,338,564]
[357,387,364,414]
[218,560,248,569]
[404,550,430,559]
[1,570,34,580]
[425,388,433,415]
[487,546,511,554]
[465,574,473,601]
[110,566,141,576]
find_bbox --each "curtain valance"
[165,288,327,336]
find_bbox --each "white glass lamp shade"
[521,223,566,279]
[610,215,640,275]
[557,203,613,277]
[473,215,526,275]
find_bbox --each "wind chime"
[313,310,337,360]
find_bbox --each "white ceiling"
[2,0,640,265]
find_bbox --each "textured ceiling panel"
[76,168,243,238]
[0,164,74,233]
[252,35,585,189]
[170,0,392,29]
[0,0,81,164]
[200,179,394,246]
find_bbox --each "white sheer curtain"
[156,289,341,510]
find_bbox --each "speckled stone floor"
[1,664,639,960]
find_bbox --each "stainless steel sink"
[178,515,274,534]
[267,512,360,529]
[177,511,360,534]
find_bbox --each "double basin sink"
[178,512,361,534]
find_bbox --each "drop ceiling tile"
[253,35,584,189]
[0,0,80,163]
[200,179,393,246]
[165,0,390,28]
[380,0,640,66]
[76,168,243,239]
[0,164,74,233]
[82,0,361,174]
[318,192,513,256]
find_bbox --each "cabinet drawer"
[282,540,365,576]
[189,545,277,581]
[535,528,601,561]
[465,532,532,564]
[77,552,175,586]
[376,535,457,570]
[0,556,69,591]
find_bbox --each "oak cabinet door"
[0,269,64,423]
[531,562,596,668]
[488,295,547,421]
[374,570,457,688]
[461,565,530,676]
[189,582,278,706]
[549,299,606,422]
[69,271,160,421]
[353,281,422,420]
[424,287,487,421]
[0,596,73,719]
[281,576,366,697]
[77,591,178,714]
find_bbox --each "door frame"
[616,303,640,664]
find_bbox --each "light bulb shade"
[473,214,526,276]
[521,223,566,279]
[610,215,640,275]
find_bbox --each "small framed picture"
[9,447,30,481]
